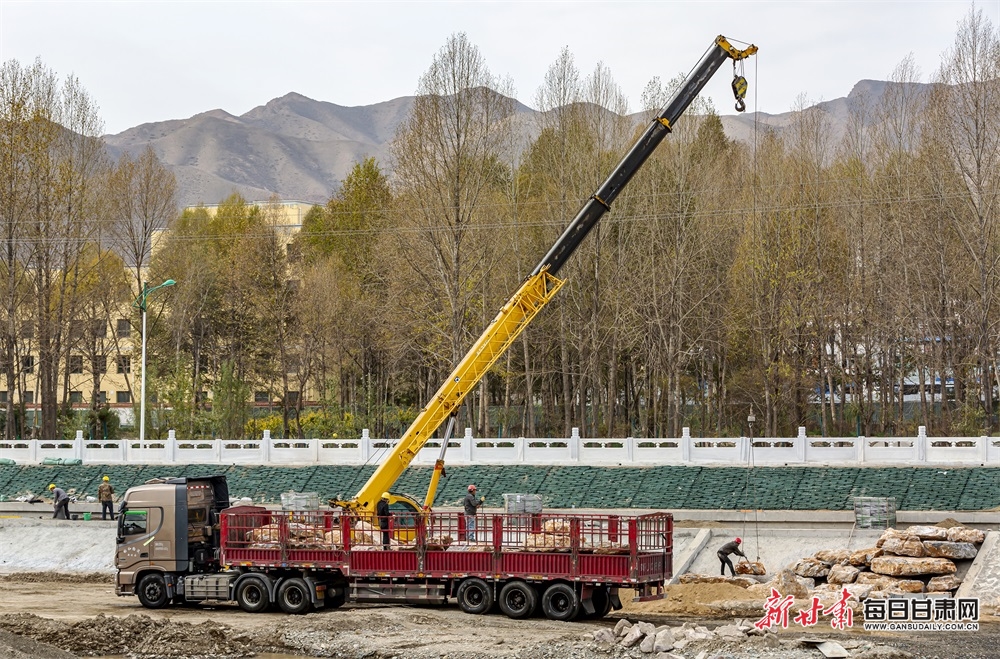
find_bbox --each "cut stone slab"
[927,574,962,592]
[923,541,978,560]
[871,556,957,577]
[881,535,926,557]
[814,549,851,565]
[817,641,851,658]
[903,525,949,540]
[947,527,985,544]
[896,579,925,593]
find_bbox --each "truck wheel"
[236,578,271,613]
[277,578,311,615]
[137,573,169,609]
[456,577,492,615]
[498,581,537,619]
[581,586,612,619]
[541,583,579,621]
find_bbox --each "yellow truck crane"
[340,35,757,518]
[115,36,757,617]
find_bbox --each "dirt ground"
[1,574,999,659]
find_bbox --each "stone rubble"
[589,616,916,658]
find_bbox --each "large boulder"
[922,541,978,560]
[793,557,830,578]
[903,525,949,540]
[856,573,897,589]
[947,527,985,544]
[850,547,884,567]
[876,529,910,548]
[653,629,675,653]
[881,535,926,557]
[896,579,925,593]
[828,564,861,584]
[771,568,810,598]
[871,556,957,577]
[927,575,963,592]
[814,549,851,565]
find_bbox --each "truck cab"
[115,476,229,607]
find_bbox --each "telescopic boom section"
[344,36,757,514]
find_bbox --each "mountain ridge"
[103,80,933,209]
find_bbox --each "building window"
[98,391,107,404]
[117,319,131,338]
[22,391,33,404]
[69,391,83,404]
[21,356,34,374]
[286,391,300,405]
[69,355,83,374]
[117,355,131,374]
[93,356,107,374]
[92,320,107,338]
[116,391,131,404]
[254,391,270,403]
[19,322,33,340]
[0,391,7,404]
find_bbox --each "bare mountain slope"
[105,80,932,209]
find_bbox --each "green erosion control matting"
[1,464,999,511]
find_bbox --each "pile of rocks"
[589,618,759,658]
[786,524,985,601]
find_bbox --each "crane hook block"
[733,76,748,112]
[732,75,748,113]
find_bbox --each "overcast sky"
[1,0,995,135]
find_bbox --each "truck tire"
[236,577,271,613]
[541,582,579,621]
[456,577,492,615]
[137,573,169,609]
[498,581,537,619]
[581,586,612,619]
[277,578,311,615]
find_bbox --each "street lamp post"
[133,279,175,443]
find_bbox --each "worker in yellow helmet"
[376,492,391,550]
[98,475,115,521]
[49,483,70,520]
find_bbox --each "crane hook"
[732,75,748,113]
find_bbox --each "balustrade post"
[516,436,525,462]
[916,426,927,463]
[463,427,473,462]
[361,429,371,463]
[681,427,691,462]
[570,427,580,462]
[981,434,989,464]
[74,430,83,461]
[626,436,634,463]
[166,429,175,463]
[261,429,271,463]
[857,436,866,464]
[797,426,807,463]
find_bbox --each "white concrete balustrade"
[1,426,999,466]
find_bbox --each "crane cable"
[740,51,764,567]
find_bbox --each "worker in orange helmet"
[463,484,485,542]
[717,537,746,577]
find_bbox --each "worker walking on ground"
[98,476,115,520]
[717,537,746,576]
[49,483,70,520]
[376,492,392,550]
[463,484,485,542]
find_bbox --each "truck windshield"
[121,510,148,535]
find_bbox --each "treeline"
[3,8,999,440]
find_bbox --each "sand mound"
[620,582,759,617]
